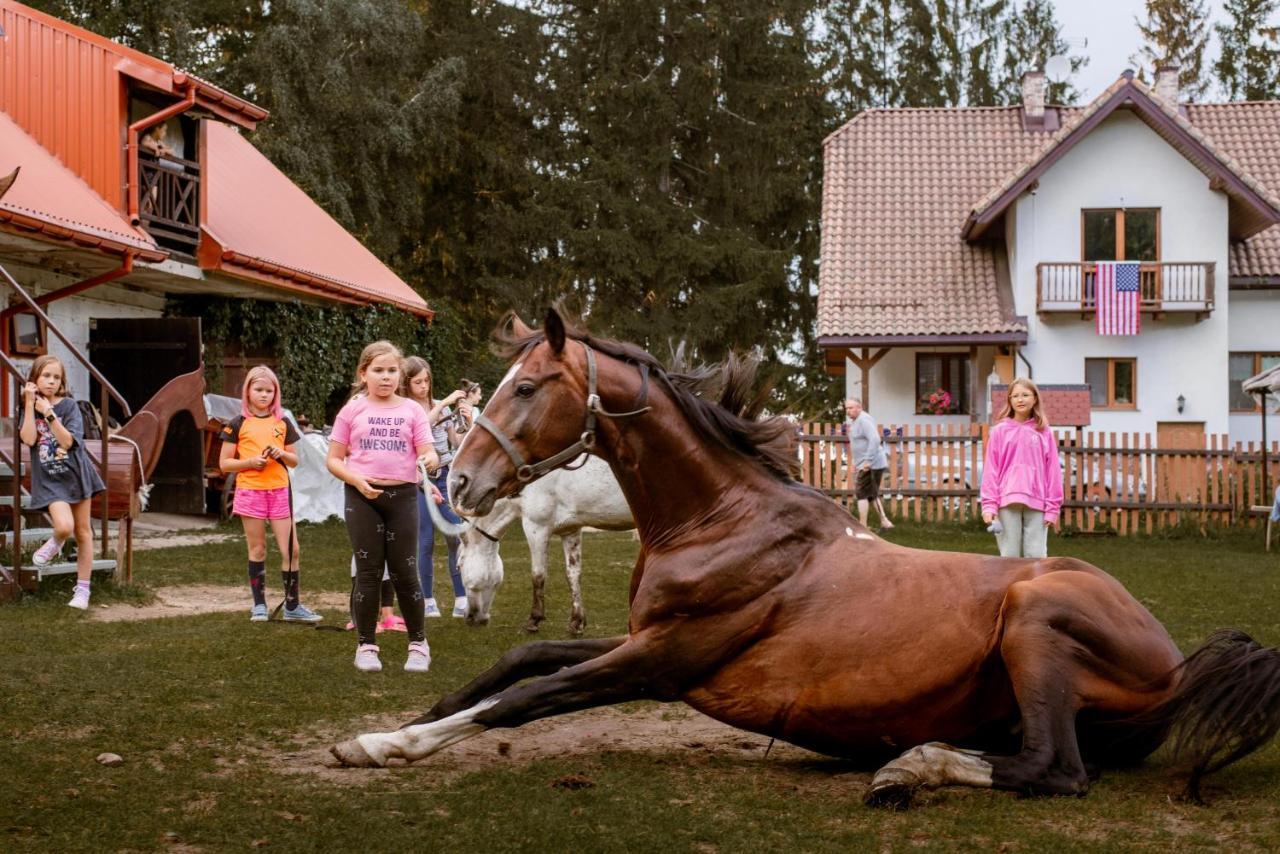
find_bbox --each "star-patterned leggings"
[344,484,424,645]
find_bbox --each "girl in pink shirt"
[980,378,1063,558]
[326,341,437,673]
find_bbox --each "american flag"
[1095,261,1141,336]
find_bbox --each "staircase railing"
[0,262,132,563]
[0,348,27,595]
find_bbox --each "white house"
[818,68,1280,448]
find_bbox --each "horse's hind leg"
[564,531,586,635]
[409,636,625,725]
[333,636,660,767]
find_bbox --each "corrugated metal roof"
[199,121,429,317]
[0,0,264,209]
[0,111,162,258]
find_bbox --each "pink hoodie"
[981,417,1064,524]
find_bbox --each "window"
[1085,358,1137,409]
[1230,352,1280,411]
[8,310,46,356]
[1082,209,1159,261]
[916,353,970,414]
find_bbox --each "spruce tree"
[895,0,950,106]
[1215,0,1280,100]
[1133,0,1212,98]
[998,0,1085,105]
[820,0,897,112]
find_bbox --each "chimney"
[1155,63,1180,104]
[1021,70,1046,119]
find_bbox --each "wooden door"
[1156,421,1205,504]
[89,318,204,514]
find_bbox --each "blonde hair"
[27,355,68,398]
[351,340,403,397]
[995,377,1050,430]
[402,355,432,401]
[240,365,283,419]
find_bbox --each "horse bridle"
[473,341,651,485]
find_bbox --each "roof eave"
[0,209,167,263]
[819,331,1028,347]
[964,79,1280,242]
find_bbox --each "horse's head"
[450,308,593,516]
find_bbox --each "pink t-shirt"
[330,395,431,483]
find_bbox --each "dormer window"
[1082,208,1159,262]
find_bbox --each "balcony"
[1037,262,1215,320]
[138,150,200,254]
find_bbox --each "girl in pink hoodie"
[980,378,1063,558]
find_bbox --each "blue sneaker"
[283,603,323,623]
[250,603,268,622]
[424,599,442,618]
[452,597,468,618]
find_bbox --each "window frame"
[1085,357,1138,410]
[1080,208,1161,262]
[7,310,47,357]
[915,352,972,416]
[1229,352,1280,412]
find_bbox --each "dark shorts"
[855,467,886,500]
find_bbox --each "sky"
[1057,0,1280,99]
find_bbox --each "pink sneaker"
[354,644,382,673]
[380,615,407,633]
[404,640,431,673]
[32,536,64,567]
[345,620,386,633]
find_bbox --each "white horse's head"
[459,528,504,625]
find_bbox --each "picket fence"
[798,422,1280,534]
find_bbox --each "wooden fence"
[798,422,1280,534]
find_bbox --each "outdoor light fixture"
[1177,394,1186,414]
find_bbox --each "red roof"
[197,121,430,317]
[0,112,164,260]
[991,384,1092,428]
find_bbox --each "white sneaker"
[424,598,442,618]
[452,596,468,618]
[68,587,90,611]
[33,536,64,567]
[354,644,382,673]
[404,640,431,673]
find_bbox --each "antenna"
[1044,36,1086,83]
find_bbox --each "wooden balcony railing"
[138,150,200,252]
[1037,262,1215,318]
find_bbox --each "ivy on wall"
[167,296,465,426]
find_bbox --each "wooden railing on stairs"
[0,262,133,600]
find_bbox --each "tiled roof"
[991,384,1092,428]
[820,78,1280,339]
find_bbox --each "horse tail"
[1149,628,1280,802]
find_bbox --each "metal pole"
[101,386,110,561]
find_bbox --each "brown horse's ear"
[544,308,566,355]
[508,313,533,339]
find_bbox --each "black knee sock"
[248,560,267,607]
[282,571,300,609]
[380,578,395,608]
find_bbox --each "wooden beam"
[846,347,891,412]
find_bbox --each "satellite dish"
[1045,54,1072,82]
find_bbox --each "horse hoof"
[864,780,916,810]
[523,621,542,634]
[330,739,380,768]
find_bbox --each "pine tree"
[941,0,1009,106]
[895,0,950,106]
[998,0,1086,105]
[1215,0,1280,100]
[819,0,896,112]
[1133,0,1212,98]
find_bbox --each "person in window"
[138,122,184,215]
[844,398,893,531]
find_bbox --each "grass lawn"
[3,517,1279,852]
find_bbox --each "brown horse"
[332,309,1280,807]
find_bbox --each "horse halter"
[473,341,650,484]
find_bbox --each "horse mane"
[493,311,802,482]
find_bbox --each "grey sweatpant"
[996,504,1049,558]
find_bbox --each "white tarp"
[204,394,343,523]
[1242,365,1280,396]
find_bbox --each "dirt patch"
[88,584,350,623]
[131,532,238,552]
[265,704,824,785]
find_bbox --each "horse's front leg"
[523,521,550,633]
[406,636,625,725]
[563,531,586,636]
[332,635,667,767]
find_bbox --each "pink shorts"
[233,485,291,520]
